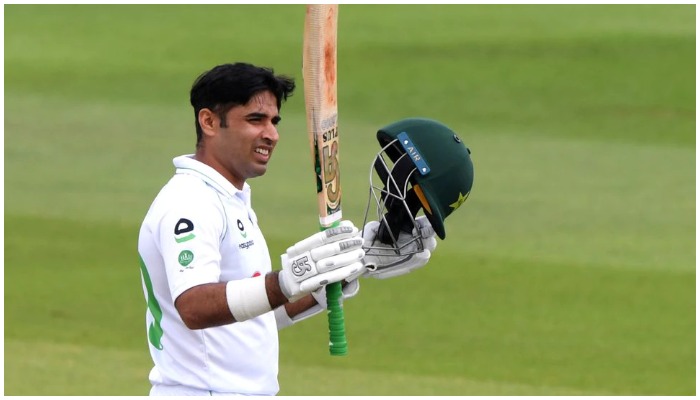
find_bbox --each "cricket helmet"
[364,118,474,246]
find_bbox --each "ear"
[198,108,219,139]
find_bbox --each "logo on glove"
[291,256,312,277]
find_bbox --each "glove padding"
[279,220,365,302]
[361,216,437,279]
[274,279,360,330]
[312,278,360,308]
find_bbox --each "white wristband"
[226,276,272,322]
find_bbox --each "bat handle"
[321,220,348,355]
[326,281,347,355]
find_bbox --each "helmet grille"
[366,140,424,247]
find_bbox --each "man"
[138,63,365,395]
[138,63,469,396]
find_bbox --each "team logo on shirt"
[178,250,194,267]
[236,219,247,238]
[174,218,196,243]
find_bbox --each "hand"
[273,278,360,329]
[279,220,365,302]
[311,278,360,308]
[361,216,437,279]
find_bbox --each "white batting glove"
[361,216,437,279]
[274,280,360,330]
[279,220,365,302]
[312,278,360,307]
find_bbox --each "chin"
[250,166,269,178]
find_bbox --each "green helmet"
[365,118,474,244]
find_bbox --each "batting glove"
[278,220,365,302]
[274,279,360,330]
[361,216,438,279]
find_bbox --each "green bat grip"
[326,281,347,355]
[322,221,347,356]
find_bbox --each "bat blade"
[303,4,341,229]
[302,4,347,356]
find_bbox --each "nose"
[262,123,279,144]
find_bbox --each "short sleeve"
[156,194,226,301]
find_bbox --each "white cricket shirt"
[138,154,279,395]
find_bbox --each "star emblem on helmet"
[449,191,470,210]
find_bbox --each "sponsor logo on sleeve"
[174,218,196,243]
[178,250,194,268]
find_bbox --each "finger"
[309,238,363,261]
[299,262,364,293]
[362,220,380,241]
[415,216,435,239]
[407,250,431,273]
[325,220,358,240]
[315,248,365,273]
[341,278,360,299]
[423,236,438,252]
[344,267,366,284]
[414,249,431,263]
[372,267,412,280]
[310,286,328,309]
[286,221,358,257]
[415,215,430,227]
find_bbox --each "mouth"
[254,147,272,162]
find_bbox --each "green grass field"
[4,4,695,395]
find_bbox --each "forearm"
[272,291,322,330]
[265,272,320,318]
[264,271,292,310]
[175,282,233,329]
[175,272,297,330]
[282,293,318,318]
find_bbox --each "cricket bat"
[302,4,347,356]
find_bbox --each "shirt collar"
[173,154,251,203]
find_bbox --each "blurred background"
[4,4,695,395]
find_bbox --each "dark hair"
[189,62,296,147]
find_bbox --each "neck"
[194,148,245,190]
